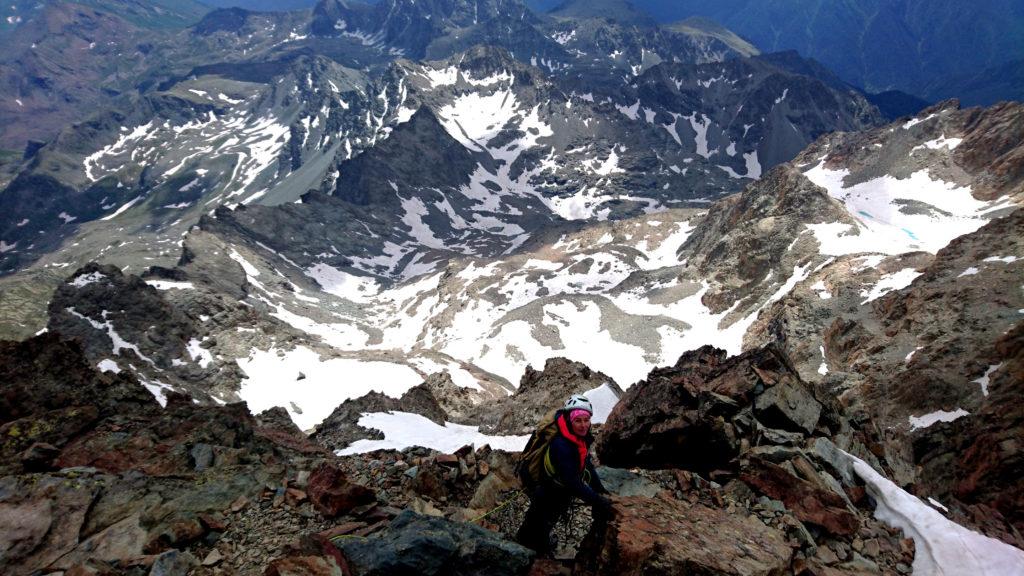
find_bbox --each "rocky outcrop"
[595,344,832,473]
[0,334,371,575]
[588,344,927,572]
[312,384,451,451]
[576,495,793,576]
[476,357,622,435]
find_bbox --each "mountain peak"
[664,16,759,58]
[549,0,655,26]
[331,105,478,205]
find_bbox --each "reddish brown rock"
[307,463,376,518]
[741,457,860,536]
[409,462,449,501]
[265,555,348,576]
[529,558,572,576]
[318,522,367,540]
[143,518,205,553]
[576,496,792,576]
[435,453,459,466]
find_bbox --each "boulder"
[336,510,533,576]
[575,496,792,576]
[595,344,805,473]
[740,457,860,536]
[0,473,100,574]
[149,549,198,573]
[307,462,376,518]
[754,378,822,434]
[149,550,198,576]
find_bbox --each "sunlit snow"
[804,162,1012,255]
[338,411,530,455]
[237,346,424,430]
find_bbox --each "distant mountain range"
[624,0,1024,105]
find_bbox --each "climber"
[515,394,612,556]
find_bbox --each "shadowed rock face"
[594,344,830,474]
[0,332,156,430]
[913,322,1024,546]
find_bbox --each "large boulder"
[307,462,376,518]
[335,510,534,576]
[595,344,822,473]
[575,496,792,576]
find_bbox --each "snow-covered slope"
[39,102,1021,437]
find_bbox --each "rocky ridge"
[2,328,957,575]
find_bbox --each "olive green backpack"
[515,409,561,488]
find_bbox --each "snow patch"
[804,163,1012,256]
[237,346,424,431]
[861,268,922,304]
[305,264,380,303]
[958,267,980,277]
[581,382,619,425]
[97,359,121,374]
[71,271,107,288]
[615,100,640,121]
[973,363,1003,397]
[100,196,142,221]
[145,280,195,290]
[846,450,1024,575]
[187,338,213,369]
[338,411,530,455]
[909,409,969,430]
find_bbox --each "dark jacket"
[545,413,606,506]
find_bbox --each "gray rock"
[149,550,199,576]
[811,438,857,487]
[595,467,662,498]
[746,445,805,464]
[190,443,214,472]
[757,496,786,514]
[336,510,533,576]
[754,380,822,435]
[759,425,806,445]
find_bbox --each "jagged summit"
[332,105,478,203]
[311,0,537,57]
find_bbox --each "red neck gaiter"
[557,412,588,472]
